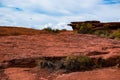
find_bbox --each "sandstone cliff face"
[68,21,120,30]
[0,30,120,80]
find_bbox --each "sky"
[0,0,120,30]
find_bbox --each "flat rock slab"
[4,68,36,80]
[55,68,120,80]
[3,67,120,80]
[0,33,120,61]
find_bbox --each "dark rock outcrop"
[68,20,120,30]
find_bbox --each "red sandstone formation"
[68,20,120,30]
[0,27,120,80]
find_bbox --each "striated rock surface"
[0,31,120,80]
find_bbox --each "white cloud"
[0,0,120,30]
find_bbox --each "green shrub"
[43,27,59,33]
[61,29,67,31]
[101,25,110,30]
[76,23,93,34]
[43,27,52,31]
[93,57,105,68]
[63,55,93,72]
[94,30,110,38]
[37,59,55,69]
[109,29,120,39]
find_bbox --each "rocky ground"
[0,31,120,80]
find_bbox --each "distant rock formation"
[68,20,120,30]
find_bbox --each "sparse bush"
[63,55,93,72]
[43,27,52,32]
[43,27,59,33]
[93,57,105,68]
[61,29,67,31]
[93,27,120,40]
[37,56,94,72]
[101,25,110,30]
[36,55,120,73]
[109,29,120,40]
[37,59,55,69]
[94,30,110,38]
[74,23,119,40]
[76,23,93,34]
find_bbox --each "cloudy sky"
[0,0,120,30]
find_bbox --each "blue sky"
[0,0,120,30]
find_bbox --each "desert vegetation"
[0,26,68,37]
[95,29,120,40]
[109,29,120,39]
[74,23,120,40]
[36,55,120,73]
[0,26,61,36]
[43,27,60,33]
[75,23,93,34]
[63,55,94,72]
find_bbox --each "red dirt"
[0,30,120,80]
